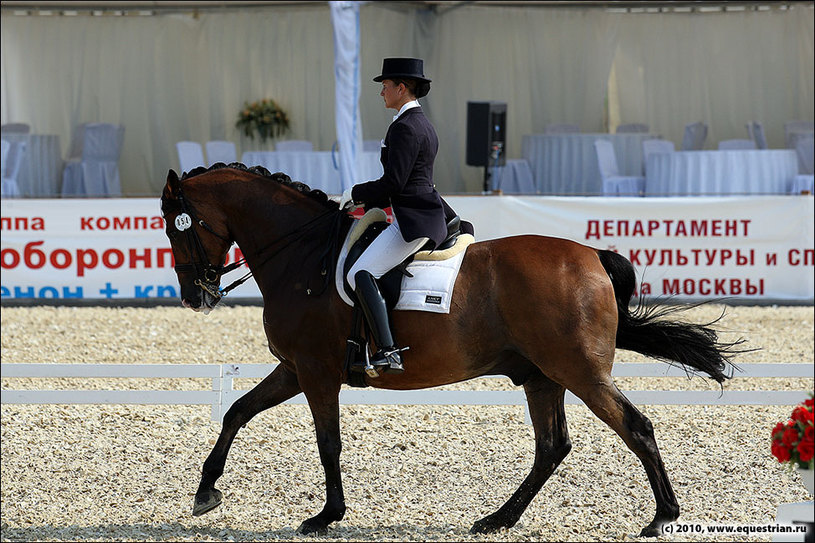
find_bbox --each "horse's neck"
[228,197,340,289]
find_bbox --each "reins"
[245,206,343,297]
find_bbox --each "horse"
[160,163,744,538]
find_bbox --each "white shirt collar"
[392,100,420,122]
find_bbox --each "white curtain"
[609,4,815,149]
[422,6,621,192]
[2,3,813,196]
[1,5,338,196]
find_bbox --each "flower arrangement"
[236,99,290,143]
[771,396,814,470]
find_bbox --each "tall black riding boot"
[353,270,404,374]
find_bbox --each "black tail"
[597,249,746,384]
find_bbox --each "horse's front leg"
[194,363,301,516]
[295,366,346,535]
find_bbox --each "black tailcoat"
[351,107,457,249]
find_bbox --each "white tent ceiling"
[2,1,806,12]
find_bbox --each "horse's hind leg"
[193,363,301,516]
[576,379,679,537]
[471,373,571,534]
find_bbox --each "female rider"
[340,57,468,374]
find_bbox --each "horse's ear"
[164,169,180,198]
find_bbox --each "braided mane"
[180,162,339,210]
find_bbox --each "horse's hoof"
[470,514,504,534]
[639,523,664,538]
[192,489,223,517]
[296,517,329,535]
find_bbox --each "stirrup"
[347,337,376,375]
[362,342,380,378]
[372,346,409,374]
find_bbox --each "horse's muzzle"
[181,282,221,315]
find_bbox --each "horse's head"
[161,169,232,314]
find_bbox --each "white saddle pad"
[334,210,474,314]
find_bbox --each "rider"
[340,57,469,375]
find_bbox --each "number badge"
[175,213,192,231]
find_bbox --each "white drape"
[330,0,363,191]
[1,3,813,196]
[1,5,339,196]
[425,6,621,192]
[609,7,815,149]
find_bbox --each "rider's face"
[380,80,404,111]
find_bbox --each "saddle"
[343,213,464,385]
[341,214,463,308]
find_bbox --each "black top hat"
[373,58,431,84]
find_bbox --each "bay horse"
[160,163,743,538]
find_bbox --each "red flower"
[799,435,815,463]
[772,439,792,463]
[782,426,800,448]
[791,405,814,425]
[771,397,814,467]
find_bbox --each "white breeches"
[346,215,429,291]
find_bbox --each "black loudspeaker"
[466,101,507,167]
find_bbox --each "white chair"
[718,139,757,150]
[681,122,708,151]
[205,140,237,166]
[65,123,86,160]
[176,141,206,174]
[363,139,381,153]
[790,134,814,194]
[795,133,814,175]
[61,123,125,197]
[616,123,649,134]
[1,139,25,198]
[746,121,768,150]
[1,123,30,134]
[784,120,815,149]
[641,139,675,172]
[275,140,314,152]
[544,123,580,134]
[593,139,645,196]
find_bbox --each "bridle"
[169,187,343,301]
[171,190,245,301]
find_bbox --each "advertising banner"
[1,196,812,303]
[449,195,814,302]
[1,199,260,302]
